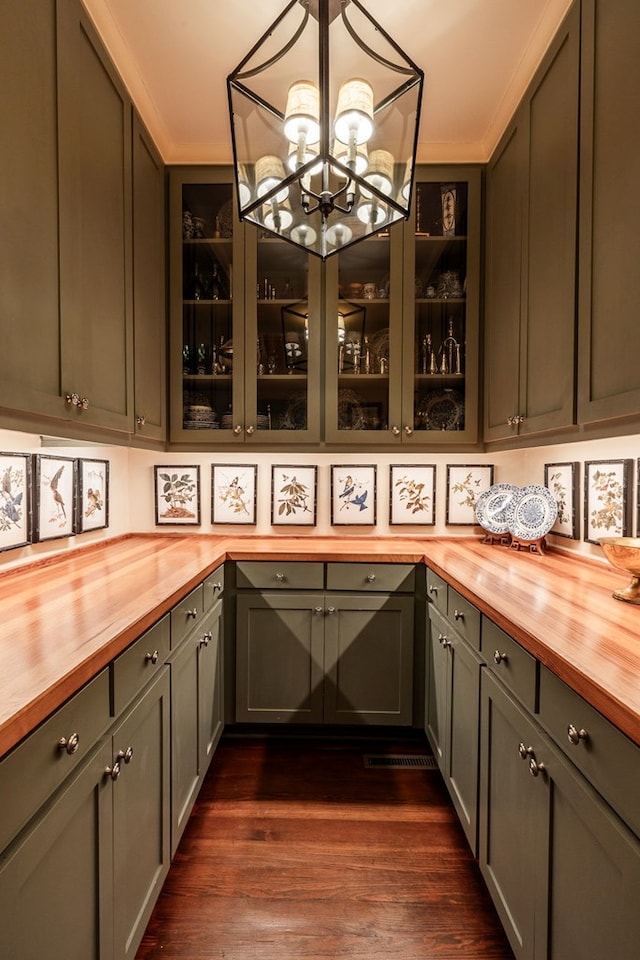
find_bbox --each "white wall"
[2,426,638,573]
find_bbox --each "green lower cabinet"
[0,740,114,960]
[426,604,482,853]
[168,600,224,854]
[236,592,414,725]
[479,670,640,960]
[111,668,171,960]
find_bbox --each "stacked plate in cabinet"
[475,483,557,542]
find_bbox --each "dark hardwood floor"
[136,734,514,960]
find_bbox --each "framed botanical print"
[33,454,77,542]
[0,452,32,552]
[331,465,376,525]
[584,459,632,544]
[77,458,110,533]
[446,464,494,525]
[389,464,436,525]
[154,465,201,525]
[544,462,579,539]
[271,465,317,525]
[211,464,257,524]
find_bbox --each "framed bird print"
[78,458,110,533]
[446,463,494,525]
[33,454,77,542]
[271,465,317,525]
[331,464,376,526]
[211,464,257,525]
[389,464,436,525]
[154,465,201,525]
[0,451,32,552]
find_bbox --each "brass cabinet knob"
[314,606,324,615]
[200,631,212,647]
[493,650,508,664]
[391,425,401,436]
[428,584,439,595]
[453,609,464,621]
[186,608,198,619]
[366,573,376,582]
[275,572,285,582]
[66,392,89,410]
[58,733,80,756]
[136,415,146,426]
[326,606,336,615]
[404,425,413,436]
[105,761,121,781]
[528,756,546,778]
[232,424,242,435]
[145,650,159,665]
[518,742,533,760]
[245,425,255,435]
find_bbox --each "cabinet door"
[323,594,414,725]
[403,166,481,443]
[169,167,243,441]
[446,628,482,854]
[484,115,526,441]
[244,231,321,441]
[0,740,114,960]
[112,669,170,960]
[425,607,449,765]
[324,225,404,443]
[199,600,224,771]
[0,0,63,422]
[132,111,166,441]
[479,671,547,960]
[168,624,201,853]
[235,593,324,723]
[577,0,640,424]
[57,0,134,432]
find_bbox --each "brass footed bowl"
[598,537,640,603]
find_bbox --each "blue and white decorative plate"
[509,484,558,541]
[475,483,521,535]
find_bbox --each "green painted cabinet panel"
[323,594,414,725]
[0,0,63,418]
[168,600,224,854]
[0,740,114,960]
[57,0,134,433]
[427,603,482,853]
[485,2,579,441]
[480,669,640,960]
[112,668,171,960]
[132,112,167,441]
[577,0,640,424]
[235,593,325,723]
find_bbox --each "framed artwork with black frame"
[389,464,436,525]
[211,464,257,525]
[77,458,110,533]
[544,462,579,539]
[33,454,77,542]
[583,459,632,544]
[271,465,317,526]
[154,465,201,525]
[331,464,376,525]
[0,451,32,552]
[446,464,494,525]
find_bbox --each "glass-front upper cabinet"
[401,166,481,443]
[324,225,404,443]
[169,168,243,441]
[243,231,321,442]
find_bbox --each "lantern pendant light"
[227,0,423,259]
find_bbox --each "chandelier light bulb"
[357,199,388,227]
[263,198,293,234]
[334,79,374,147]
[284,80,321,145]
[332,139,369,177]
[325,221,354,247]
[290,222,318,246]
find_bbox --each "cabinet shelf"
[416,297,466,305]
[184,373,232,382]
[415,373,464,382]
[183,299,232,306]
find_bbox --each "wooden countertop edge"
[1,534,639,757]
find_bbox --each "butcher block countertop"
[1,533,639,758]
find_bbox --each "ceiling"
[82,0,574,165]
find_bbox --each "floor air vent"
[363,754,438,770]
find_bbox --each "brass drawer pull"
[186,608,198,619]
[200,631,212,647]
[453,609,464,621]
[366,573,376,583]
[518,742,533,760]
[567,723,589,746]
[211,581,223,592]
[275,572,286,582]
[428,584,439,596]
[58,733,80,756]
[145,650,159,665]
[493,650,508,664]
[528,756,546,778]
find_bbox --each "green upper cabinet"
[132,112,167,442]
[577,0,640,425]
[0,0,63,420]
[57,0,134,433]
[484,1,580,442]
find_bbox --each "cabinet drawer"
[0,668,111,852]
[203,565,224,610]
[326,562,415,593]
[170,584,204,648]
[236,561,324,590]
[482,618,538,712]
[539,666,640,838]
[426,569,447,612]
[112,615,170,717]
[447,588,481,650]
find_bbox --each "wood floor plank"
[136,736,514,960]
